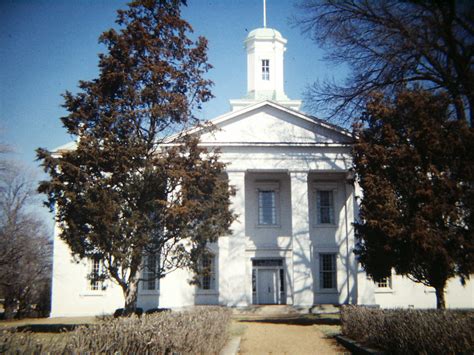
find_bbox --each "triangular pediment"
[54,102,352,154]
[198,101,352,145]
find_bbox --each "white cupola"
[230,27,302,111]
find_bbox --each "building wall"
[51,164,474,316]
[357,272,474,309]
[50,227,124,317]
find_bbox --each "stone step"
[233,304,340,316]
[307,304,341,314]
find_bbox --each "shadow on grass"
[15,324,89,333]
[237,315,341,326]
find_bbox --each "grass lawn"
[0,316,98,349]
[229,319,248,337]
[0,317,97,351]
[0,316,97,328]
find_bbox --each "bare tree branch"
[295,0,474,125]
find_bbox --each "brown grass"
[341,305,474,354]
[1,307,231,354]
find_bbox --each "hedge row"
[341,305,474,354]
[1,306,231,354]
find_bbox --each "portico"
[214,156,355,307]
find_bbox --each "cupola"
[229,27,301,111]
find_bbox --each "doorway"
[252,259,285,305]
[257,269,277,304]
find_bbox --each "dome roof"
[245,28,286,43]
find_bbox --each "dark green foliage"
[353,90,474,308]
[37,0,235,310]
[341,305,474,354]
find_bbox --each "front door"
[257,269,278,304]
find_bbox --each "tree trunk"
[3,298,16,320]
[435,286,446,309]
[452,95,467,122]
[122,277,139,314]
[468,95,474,127]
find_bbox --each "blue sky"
[1,0,340,171]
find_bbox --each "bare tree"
[296,0,474,125]
[0,162,52,319]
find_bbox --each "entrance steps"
[232,304,340,316]
[308,304,341,314]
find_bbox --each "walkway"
[232,307,348,355]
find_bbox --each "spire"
[263,0,267,28]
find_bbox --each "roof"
[245,27,285,41]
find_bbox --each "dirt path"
[236,318,347,355]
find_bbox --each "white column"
[290,171,313,306]
[343,179,359,304]
[219,171,249,306]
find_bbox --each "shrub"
[0,330,51,354]
[341,305,474,354]
[1,306,231,354]
[145,307,171,315]
[113,307,143,318]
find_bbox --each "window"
[366,274,393,291]
[317,190,335,224]
[376,276,392,289]
[256,181,279,226]
[320,254,337,289]
[258,190,277,225]
[252,269,257,303]
[142,254,159,291]
[262,59,270,80]
[279,268,285,295]
[199,254,216,290]
[89,257,103,291]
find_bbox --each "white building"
[50,26,473,317]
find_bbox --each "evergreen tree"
[37,0,235,312]
[353,90,474,309]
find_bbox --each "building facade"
[50,26,473,317]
